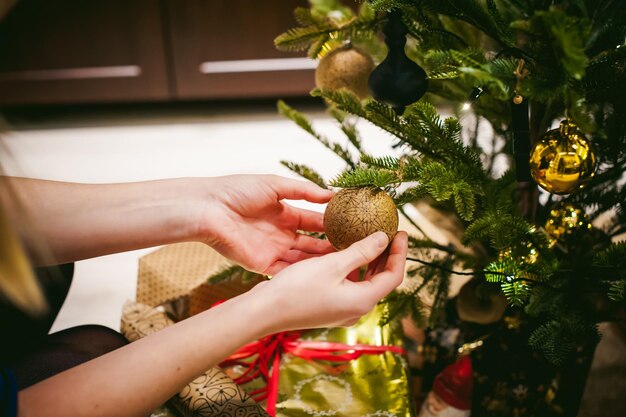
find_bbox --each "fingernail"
[372,231,389,247]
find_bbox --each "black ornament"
[511,100,532,182]
[368,10,428,114]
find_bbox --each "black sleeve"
[0,367,18,417]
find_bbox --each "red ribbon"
[220,331,406,416]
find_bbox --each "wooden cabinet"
[166,0,314,100]
[0,0,315,105]
[0,0,170,105]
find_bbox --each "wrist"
[233,281,285,338]
[194,282,280,347]
[153,177,221,244]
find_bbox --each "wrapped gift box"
[276,306,414,417]
[132,235,419,417]
[222,304,414,417]
[121,301,269,417]
[137,242,265,319]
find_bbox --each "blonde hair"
[0,131,47,316]
[0,200,47,315]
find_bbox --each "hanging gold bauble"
[544,202,591,243]
[315,44,375,100]
[529,120,596,195]
[323,187,398,250]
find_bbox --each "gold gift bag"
[223,305,414,417]
[277,305,413,417]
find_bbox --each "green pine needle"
[280,161,328,189]
[330,167,400,188]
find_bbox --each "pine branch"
[206,265,245,284]
[395,186,428,205]
[360,154,400,170]
[379,0,515,48]
[463,211,534,248]
[311,88,367,117]
[408,235,475,263]
[280,161,328,189]
[328,107,363,151]
[277,100,356,168]
[593,241,626,267]
[330,167,400,188]
[418,162,481,221]
[528,314,600,365]
[528,321,575,365]
[407,257,476,276]
[274,9,382,58]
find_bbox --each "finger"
[329,231,390,276]
[293,234,335,254]
[270,175,334,203]
[356,231,408,300]
[364,243,393,280]
[295,208,326,232]
[364,250,389,280]
[279,249,326,264]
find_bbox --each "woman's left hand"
[197,175,335,275]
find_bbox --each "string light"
[461,86,484,111]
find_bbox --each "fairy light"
[461,86,484,111]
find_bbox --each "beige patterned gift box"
[121,301,269,417]
[136,242,264,319]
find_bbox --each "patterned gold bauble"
[324,187,398,250]
[529,120,596,194]
[315,44,375,99]
[545,202,591,243]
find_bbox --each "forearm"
[18,290,275,417]
[3,177,209,264]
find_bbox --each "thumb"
[333,231,390,275]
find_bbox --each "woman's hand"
[5,175,330,269]
[245,230,409,332]
[199,175,335,275]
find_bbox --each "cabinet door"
[166,0,315,100]
[0,0,170,105]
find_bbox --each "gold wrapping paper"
[121,301,269,417]
[224,305,413,417]
[137,242,264,319]
[276,305,413,417]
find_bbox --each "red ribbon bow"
[220,331,406,416]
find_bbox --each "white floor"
[1,103,441,332]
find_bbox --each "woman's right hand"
[246,230,409,334]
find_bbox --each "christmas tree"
[274,0,626,367]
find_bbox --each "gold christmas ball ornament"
[544,202,591,242]
[323,187,398,250]
[315,44,375,100]
[529,120,596,195]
